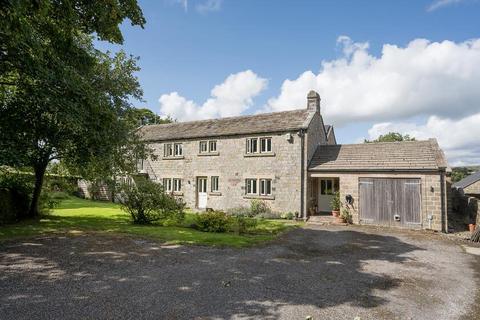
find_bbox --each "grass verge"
[0,197,301,247]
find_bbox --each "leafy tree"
[118,179,185,224]
[124,108,174,127]
[451,167,470,183]
[364,132,416,143]
[0,1,149,217]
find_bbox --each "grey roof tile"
[138,109,315,141]
[308,139,448,172]
[453,171,480,189]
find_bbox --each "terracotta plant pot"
[331,210,340,217]
[468,224,476,233]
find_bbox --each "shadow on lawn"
[0,227,423,319]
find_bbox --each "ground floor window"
[246,178,257,195]
[211,176,219,192]
[163,178,172,192]
[173,178,182,192]
[260,179,272,196]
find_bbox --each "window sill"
[208,192,222,196]
[243,195,275,200]
[244,152,275,158]
[198,152,219,156]
[172,191,184,196]
[162,156,185,160]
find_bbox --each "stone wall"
[145,131,304,214]
[309,172,447,231]
[464,180,480,195]
[77,179,112,201]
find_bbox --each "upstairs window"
[246,138,258,154]
[209,140,217,152]
[199,140,217,154]
[246,137,272,154]
[199,141,208,153]
[164,144,173,157]
[174,143,183,156]
[211,176,219,192]
[260,138,272,153]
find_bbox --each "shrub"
[330,191,341,211]
[280,212,295,220]
[250,199,271,217]
[226,206,252,217]
[230,215,258,234]
[118,179,185,224]
[0,171,33,222]
[195,211,231,233]
[256,210,282,219]
[341,208,352,224]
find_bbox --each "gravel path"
[1,225,479,320]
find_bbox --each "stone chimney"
[307,90,321,113]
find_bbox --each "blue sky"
[96,0,480,165]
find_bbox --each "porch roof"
[308,139,448,172]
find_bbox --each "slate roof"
[138,109,316,141]
[453,171,480,189]
[309,139,448,172]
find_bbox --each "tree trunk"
[28,162,48,217]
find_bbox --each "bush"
[195,211,231,233]
[256,211,282,219]
[280,212,295,220]
[118,179,185,224]
[230,215,258,234]
[341,208,352,224]
[0,171,33,222]
[250,199,271,217]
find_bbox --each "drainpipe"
[299,129,306,221]
[440,170,447,233]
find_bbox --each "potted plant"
[330,191,340,217]
[340,207,352,224]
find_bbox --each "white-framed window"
[209,140,217,152]
[320,179,335,195]
[199,141,208,153]
[164,143,173,157]
[163,178,172,192]
[246,178,257,195]
[246,138,258,154]
[173,178,182,192]
[246,137,272,154]
[260,138,272,153]
[260,179,272,196]
[174,143,183,156]
[211,176,219,192]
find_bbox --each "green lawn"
[0,197,301,247]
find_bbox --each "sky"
[95,0,480,166]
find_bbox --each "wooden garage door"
[359,178,421,228]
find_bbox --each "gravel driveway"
[1,225,479,320]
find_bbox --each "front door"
[317,179,336,212]
[197,177,208,209]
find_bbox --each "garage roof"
[138,109,318,141]
[309,139,448,172]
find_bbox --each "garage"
[308,140,450,231]
[359,178,421,228]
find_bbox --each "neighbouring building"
[453,172,480,196]
[138,91,450,232]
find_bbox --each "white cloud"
[367,113,480,166]
[427,0,466,12]
[170,0,188,12]
[266,36,480,127]
[159,70,267,121]
[196,0,222,13]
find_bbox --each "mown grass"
[0,197,301,247]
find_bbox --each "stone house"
[138,91,450,231]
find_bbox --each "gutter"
[299,129,306,221]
